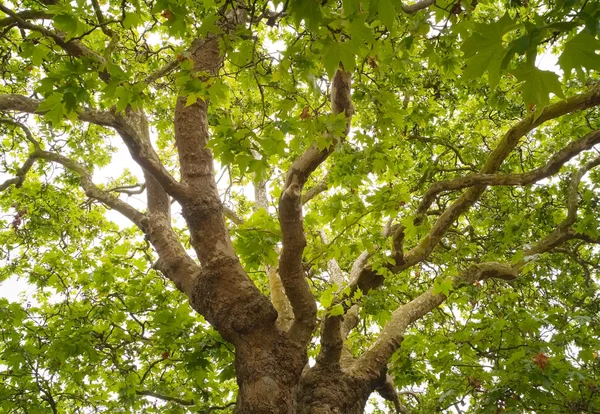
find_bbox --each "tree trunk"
[233,346,376,414]
[233,330,306,413]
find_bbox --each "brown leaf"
[450,1,463,15]
[300,106,311,120]
[532,352,549,370]
[161,9,174,19]
[368,56,377,69]
[468,376,482,389]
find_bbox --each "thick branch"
[401,0,436,13]
[374,370,409,414]
[223,206,244,225]
[268,265,294,331]
[416,129,600,217]
[39,150,147,228]
[145,60,180,84]
[0,94,187,199]
[278,69,353,344]
[353,262,517,380]
[0,115,197,295]
[514,155,600,268]
[0,94,116,126]
[144,33,231,85]
[251,179,295,330]
[1,149,146,229]
[317,220,393,365]
[353,155,600,379]
[137,110,199,296]
[349,84,600,295]
[0,9,52,28]
[302,174,328,204]
[0,3,106,64]
[402,84,600,268]
[316,230,352,366]
[169,17,279,340]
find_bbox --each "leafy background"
[1,0,600,412]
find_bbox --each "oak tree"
[1,0,600,412]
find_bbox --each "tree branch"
[0,155,37,191]
[0,94,187,199]
[374,369,409,414]
[401,84,600,269]
[250,179,295,331]
[514,155,600,269]
[278,69,353,345]
[408,135,475,169]
[90,0,114,37]
[145,60,180,84]
[130,110,200,296]
[109,183,146,195]
[353,154,600,380]
[0,118,40,148]
[302,174,328,204]
[0,9,52,29]
[348,84,600,296]
[223,206,244,225]
[0,115,198,296]
[317,220,393,366]
[0,3,106,65]
[353,262,517,380]
[416,129,600,218]
[315,229,356,366]
[1,149,147,229]
[0,94,116,126]
[168,16,279,340]
[401,0,436,14]
[40,151,147,228]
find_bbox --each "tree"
[0,0,599,411]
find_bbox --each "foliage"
[0,0,600,412]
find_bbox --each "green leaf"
[558,32,600,79]
[320,287,335,308]
[123,13,141,29]
[53,14,87,39]
[377,0,397,30]
[348,16,375,48]
[289,0,322,31]
[31,45,51,66]
[322,40,355,78]
[329,304,345,316]
[433,278,453,296]
[36,93,66,126]
[462,13,518,87]
[511,64,565,109]
[186,93,198,107]
[114,85,132,112]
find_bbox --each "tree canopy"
[0,0,599,412]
